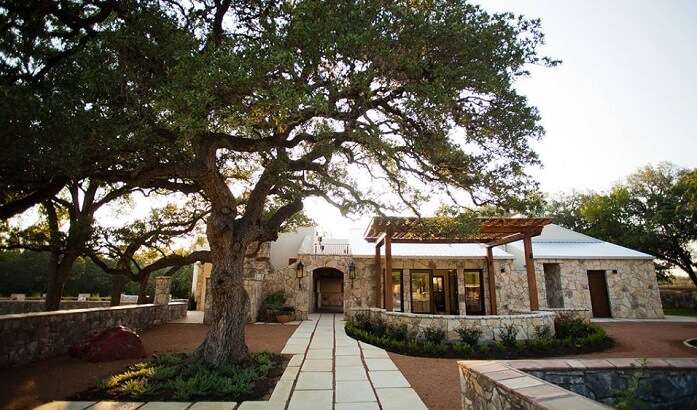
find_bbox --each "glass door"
[392,269,403,312]
[410,270,431,313]
[463,270,484,315]
[432,275,445,313]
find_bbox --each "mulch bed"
[390,321,697,410]
[0,322,297,410]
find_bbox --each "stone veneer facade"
[530,258,663,319]
[197,247,664,321]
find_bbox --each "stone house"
[192,217,664,325]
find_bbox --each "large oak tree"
[2,1,556,366]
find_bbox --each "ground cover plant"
[346,313,613,359]
[71,352,285,402]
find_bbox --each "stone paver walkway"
[269,313,427,410]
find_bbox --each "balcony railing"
[313,243,351,256]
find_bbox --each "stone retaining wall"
[660,287,697,309]
[0,302,187,368]
[538,307,592,321]
[350,307,555,342]
[0,300,116,315]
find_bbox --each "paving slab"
[364,358,398,371]
[335,366,368,381]
[90,402,144,410]
[295,372,333,390]
[369,370,410,388]
[335,403,380,410]
[335,380,377,403]
[188,402,238,410]
[287,390,333,410]
[302,359,333,372]
[335,355,363,367]
[375,388,428,410]
[35,402,96,410]
[139,403,191,410]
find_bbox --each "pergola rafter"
[365,216,552,315]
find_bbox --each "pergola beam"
[485,246,498,315]
[523,235,539,310]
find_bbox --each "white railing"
[313,243,351,256]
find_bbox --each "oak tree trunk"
[110,274,128,306]
[194,210,250,366]
[137,274,150,304]
[44,252,76,311]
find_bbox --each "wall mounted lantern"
[296,260,304,278]
[348,261,356,280]
[296,260,304,289]
[500,267,506,273]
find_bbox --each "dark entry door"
[432,275,445,313]
[587,270,611,317]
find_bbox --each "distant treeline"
[0,250,193,299]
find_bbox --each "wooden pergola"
[364,216,552,314]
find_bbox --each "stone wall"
[533,258,664,319]
[530,368,697,409]
[0,302,187,368]
[350,307,555,342]
[660,287,697,309]
[0,300,115,315]
[458,360,610,410]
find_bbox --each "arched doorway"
[313,267,344,313]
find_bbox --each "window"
[410,270,431,313]
[392,270,404,312]
[463,270,484,315]
[544,263,563,308]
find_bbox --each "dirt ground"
[391,321,697,410]
[0,323,296,410]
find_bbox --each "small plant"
[352,312,372,332]
[258,291,286,322]
[386,323,409,341]
[534,325,553,340]
[456,327,482,346]
[422,326,446,344]
[371,317,387,337]
[554,313,594,339]
[497,324,518,347]
[615,359,649,410]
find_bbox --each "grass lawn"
[664,307,697,317]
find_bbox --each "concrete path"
[251,312,428,410]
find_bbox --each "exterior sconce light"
[348,261,356,280]
[500,267,506,273]
[296,261,304,289]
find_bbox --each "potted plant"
[276,305,295,324]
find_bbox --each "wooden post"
[523,236,539,310]
[375,242,383,308]
[384,232,393,311]
[486,246,498,315]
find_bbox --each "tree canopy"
[546,163,697,285]
[1,0,557,365]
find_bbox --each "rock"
[69,326,146,362]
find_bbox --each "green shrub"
[534,325,553,340]
[77,352,280,402]
[353,312,373,332]
[555,314,594,339]
[386,323,409,341]
[258,291,286,322]
[372,317,387,337]
[422,326,446,344]
[497,324,518,347]
[456,327,482,346]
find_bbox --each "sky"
[307,0,697,236]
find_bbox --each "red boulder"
[69,326,146,362]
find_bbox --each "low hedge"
[345,314,613,359]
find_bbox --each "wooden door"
[587,270,611,318]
